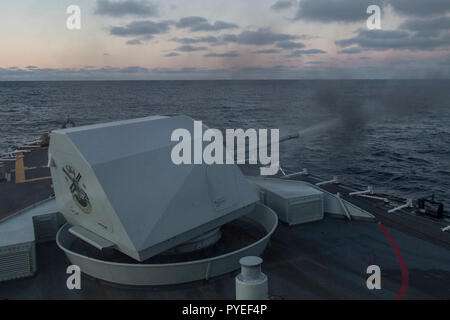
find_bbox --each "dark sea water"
[1,80,449,209]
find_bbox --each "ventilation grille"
[0,245,35,282]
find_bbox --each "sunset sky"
[0,0,449,79]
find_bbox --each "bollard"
[235,256,268,300]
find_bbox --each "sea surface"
[1,80,449,209]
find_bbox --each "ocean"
[1,80,449,209]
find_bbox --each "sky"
[0,0,449,80]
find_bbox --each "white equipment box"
[0,199,59,282]
[248,177,324,225]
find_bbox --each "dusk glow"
[0,0,449,79]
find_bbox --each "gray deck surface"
[1,216,449,300]
[1,149,449,300]
[0,199,57,247]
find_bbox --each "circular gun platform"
[56,203,277,286]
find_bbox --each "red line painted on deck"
[377,222,409,300]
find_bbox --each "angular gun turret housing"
[49,115,258,261]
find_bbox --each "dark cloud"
[276,40,306,49]
[286,49,326,57]
[164,52,180,57]
[175,45,208,52]
[171,36,219,44]
[388,0,450,16]
[204,51,239,57]
[95,0,158,17]
[399,16,450,36]
[360,56,371,60]
[223,28,299,46]
[336,29,450,52]
[252,49,282,54]
[175,16,207,28]
[109,16,237,45]
[110,20,171,36]
[175,16,238,32]
[295,0,382,23]
[293,0,449,23]
[222,34,238,42]
[207,21,239,31]
[271,0,296,11]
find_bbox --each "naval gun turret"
[49,115,259,262]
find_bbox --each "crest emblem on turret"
[63,165,92,214]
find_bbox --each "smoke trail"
[309,80,450,146]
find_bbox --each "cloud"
[151,67,211,74]
[175,16,238,32]
[109,16,237,45]
[118,66,149,73]
[338,47,364,54]
[164,52,180,57]
[0,66,157,80]
[110,20,171,37]
[170,29,308,49]
[388,0,450,16]
[252,49,282,54]
[399,16,450,37]
[171,36,219,44]
[175,45,208,52]
[335,29,450,52]
[293,0,449,23]
[295,0,382,23]
[1,62,448,80]
[95,0,158,17]
[175,16,207,28]
[204,51,239,57]
[276,40,306,49]
[126,39,143,45]
[223,28,299,46]
[271,0,297,11]
[286,49,326,57]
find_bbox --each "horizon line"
[1,78,449,82]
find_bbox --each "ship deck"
[1,215,449,300]
[0,147,449,299]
